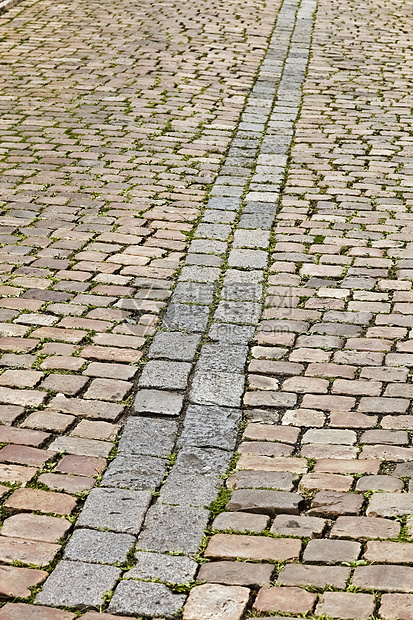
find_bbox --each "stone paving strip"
[0,0,284,614]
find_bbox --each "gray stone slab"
[189,371,245,407]
[208,322,256,344]
[128,551,198,583]
[222,283,263,301]
[138,360,191,390]
[64,528,134,564]
[196,345,248,374]
[189,239,227,254]
[207,197,241,210]
[159,447,230,506]
[224,269,264,284]
[238,213,274,229]
[108,580,186,619]
[36,560,121,608]
[202,210,237,224]
[163,303,210,332]
[149,331,201,361]
[133,389,184,415]
[77,487,151,534]
[195,223,232,241]
[118,417,177,457]
[178,405,241,451]
[214,300,261,325]
[137,504,210,554]
[179,265,221,282]
[171,281,215,304]
[102,455,167,491]
[185,253,223,267]
[228,249,268,269]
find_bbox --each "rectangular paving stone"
[64,528,134,564]
[108,580,186,619]
[198,560,273,588]
[159,447,229,506]
[76,487,151,534]
[102,455,167,491]
[148,332,201,361]
[138,360,192,390]
[138,504,210,554]
[36,560,121,608]
[177,405,241,451]
[189,371,245,407]
[278,564,350,589]
[118,418,178,458]
[205,533,301,561]
[162,303,210,332]
[127,551,197,584]
[133,389,184,416]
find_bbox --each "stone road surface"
[0,0,412,616]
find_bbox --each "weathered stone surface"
[0,604,75,620]
[367,493,413,517]
[271,514,326,538]
[102,455,167,491]
[315,592,375,620]
[138,504,210,554]
[226,489,303,516]
[189,371,245,407]
[127,552,197,583]
[159,447,229,506]
[177,405,241,451]
[183,584,250,620]
[212,512,269,533]
[278,564,350,589]
[133,389,184,416]
[108,580,186,619]
[149,332,201,361]
[380,594,413,620]
[36,561,121,608]
[353,565,413,592]
[64,528,135,564]
[303,539,361,563]
[330,516,400,540]
[118,418,178,457]
[226,470,296,491]
[198,561,273,587]
[76,487,151,534]
[253,586,317,615]
[205,534,301,561]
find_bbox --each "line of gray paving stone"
[35,0,316,616]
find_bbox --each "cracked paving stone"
[64,528,135,564]
[159,447,230,506]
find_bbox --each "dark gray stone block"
[76,487,151,534]
[159,447,230,506]
[128,551,197,583]
[35,560,121,608]
[102,455,167,491]
[64,528,134,564]
[196,345,248,374]
[137,504,209,554]
[118,417,178,457]
[149,332,201,361]
[178,405,241,451]
[189,371,245,407]
[138,360,191,390]
[108,580,186,619]
[163,303,210,332]
[214,300,261,324]
[171,281,215,304]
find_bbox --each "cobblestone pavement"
[0,0,413,615]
